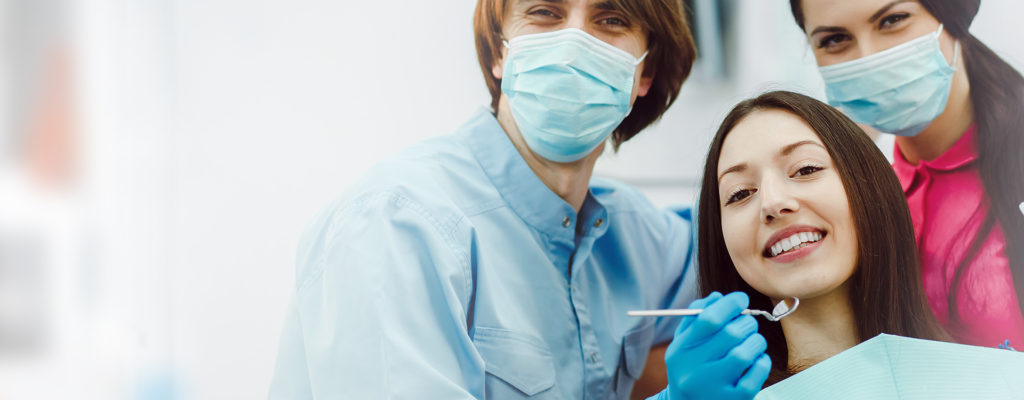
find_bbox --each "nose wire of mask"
[819,24,956,137]
[500,28,646,162]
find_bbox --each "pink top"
[893,125,1024,348]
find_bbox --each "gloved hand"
[652,291,771,400]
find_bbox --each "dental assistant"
[267,1,755,398]
[789,0,1024,347]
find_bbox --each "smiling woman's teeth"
[770,232,823,257]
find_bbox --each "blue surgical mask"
[501,28,646,162]
[820,24,959,137]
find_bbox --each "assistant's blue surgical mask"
[820,24,959,137]
[501,28,646,162]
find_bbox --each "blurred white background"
[0,0,1020,398]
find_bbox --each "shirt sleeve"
[652,206,700,345]
[268,191,485,399]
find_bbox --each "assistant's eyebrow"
[779,140,826,157]
[868,0,913,24]
[808,0,913,37]
[809,26,847,37]
[718,163,748,182]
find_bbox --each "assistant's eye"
[817,33,850,52]
[725,188,756,205]
[793,165,824,177]
[878,13,910,30]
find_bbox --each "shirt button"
[562,216,571,227]
[593,218,604,228]
[589,351,599,363]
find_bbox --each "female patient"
[664,91,949,390]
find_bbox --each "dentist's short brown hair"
[473,0,696,148]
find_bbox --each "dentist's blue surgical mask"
[501,28,646,162]
[820,24,959,137]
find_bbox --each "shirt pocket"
[473,326,558,398]
[614,321,656,398]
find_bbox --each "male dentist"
[269,0,768,398]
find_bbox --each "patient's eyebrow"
[779,140,825,157]
[718,163,747,182]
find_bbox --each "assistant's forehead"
[717,109,824,174]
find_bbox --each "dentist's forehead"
[514,0,619,9]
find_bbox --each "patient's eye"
[726,188,756,205]
[793,165,824,177]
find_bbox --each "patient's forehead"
[718,109,826,174]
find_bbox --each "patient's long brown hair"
[697,91,949,385]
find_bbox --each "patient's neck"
[778,285,859,373]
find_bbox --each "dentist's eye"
[599,16,629,27]
[528,7,560,20]
[793,165,824,177]
[725,188,756,205]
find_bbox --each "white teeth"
[768,231,824,257]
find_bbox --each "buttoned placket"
[566,204,610,399]
[906,167,931,244]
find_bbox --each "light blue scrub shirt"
[269,109,698,399]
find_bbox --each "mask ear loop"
[634,51,649,66]
[950,40,961,70]
[935,23,960,70]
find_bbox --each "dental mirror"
[627,297,800,322]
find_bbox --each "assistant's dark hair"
[698,91,949,384]
[790,0,1024,339]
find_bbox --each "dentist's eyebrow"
[779,140,826,157]
[594,1,618,11]
[718,163,747,182]
[516,0,565,6]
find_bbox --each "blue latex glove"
[653,291,772,400]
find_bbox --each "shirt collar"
[892,124,978,192]
[460,108,583,244]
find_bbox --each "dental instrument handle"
[627,309,761,317]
